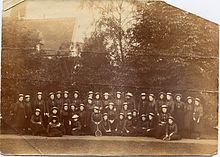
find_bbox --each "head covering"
[126,92,133,97]
[148,113,155,117]
[187,96,193,100]
[103,113,108,116]
[64,91,69,94]
[166,92,172,96]
[72,114,79,119]
[57,91,62,94]
[141,93,146,96]
[123,102,128,105]
[195,98,200,102]
[74,91,79,94]
[119,112,124,116]
[127,112,132,116]
[52,106,58,111]
[133,109,138,113]
[161,105,168,108]
[35,108,41,112]
[25,95,30,98]
[168,116,174,121]
[116,91,122,94]
[141,114,146,117]
[103,92,110,96]
[79,103,85,107]
[149,94,154,97]
[175,94,182,98]
[37,92,42,95]
[51,115,58,121]
[88,91,93,94]
[49,92,54,96]
[158,92,166,96]
[109,102,114,105]
[94,106,99,110]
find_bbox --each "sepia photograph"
[0,0,219,156]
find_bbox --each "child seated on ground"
[162,116,181,141]
[30,108,46,136]
[47,116,63,137]
[70,114,81,135]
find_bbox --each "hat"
[94,106,99,110]
[141,114,146,117]
[74,91,79,94]
[141,93,146,96]
[57,91,62,94]
[103,92,110,96]
[103,113,108,116]
[64,91,69,94]
[149,94,154,97]
[35,108,41,112]
[88,91,93,94]
[148,113,155,117]
[109,102,114,105]
[72,114,79,119]
[95,92,100,95]
[51,116,58,120]
[195,98,200,102]
[168,116,174,121]
[175,94,182,98]
[127,112,132,116]
[52,106,58,110]
[116,91,122,94]
[123,102,128,105]
[63,103,68,106]
[119,112,124,116]
[166,92,172,96]
[25,95,30,98]
[158,92,165,96]
[88,97,93,100]
[161,105,168,108]
[79,103,85,107]
[133,109,138,113]
[37,92,42,95]
[49,92,54,96]
[187,96,193,100]
[126,92,133,97]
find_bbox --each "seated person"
[115,112,126,136]
[162,116,181,141]
[146,113,156,137]
[30,108,46,136]
[124,112,134,136]
[101,113,111,135]
[70,114,81,135]
[47,116,63,137]
[137,114,148,136]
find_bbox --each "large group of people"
[9,90,204,140]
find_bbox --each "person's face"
[176,96,181,101]
[64,106,68,111]
[127,115,132,120]
[168,119,173,124]
[79,106,84,111]
[195,100,200,106]
[142,116,146,121]
[123,105,128,110]
[57,94,61,99]
[119,115,124,120]
[88,99,92,104]
[52,119,57,123]
[94,108,99,113]
[37,95,42,100]
[148,115,153,120]
[109,104,113,110]
[103,115,108,120]
[35,111,40,116]
[74,93,78,98]
[166,95,171,100]
[159,94,164,100]
[187,98,193,104]
[141,95,146,100]
[116,93,121,99]
[26,97,30,102]
[126,95,130,99]
[95,94,100,99]
[52,109,57,114]
[73,118,78,122]
[149,96,154,101]
[104,95,109,100]
[88,94,93,98]
[71,105,75,110]
[50,94,54,100]
[133,111,137,117]
[162,108,167,113]
[64,93,68,98]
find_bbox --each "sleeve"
[173,124,178,134]
[199,106,204,118]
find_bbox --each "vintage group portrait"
[0,0,219,156]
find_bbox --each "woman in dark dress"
[184,96,194,138]
[30,108,45,136]
[47,116,63,137]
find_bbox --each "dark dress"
[164,122,181,140]
[90,112,102,135]
[70,120,81,135]
[155,98,166,115]
[13,101,26,129]
[30,114,45,135]
[71,98,81,110]
[156,112,170,138]
[107,108,117,132]
[137,99,148,115]
[55,98,63,110]
[115,118,126,135]
[146,119,157,137]
[137,119,148,136]
[47,122,63,137]
[101,119,111,135]
[25,101,32,129]
[78,110,88,134]
[174,101,185,136]
[124,119,134,136]
[60,110,70,134]
[114,98,124,113]
[126,98,136,110]
[184,102,194,138]
[193,104,203,138]
[147,100,156,114]
[46,98,58,115]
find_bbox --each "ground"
[0,134,218,156]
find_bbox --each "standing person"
[60,103,70,134]
[47,116,63,137]
[49,107,60,119]
[193,98,203,139]
[47,92,58,115]
[101,113,111,135]
[90,106,102,136]
[11,94,26,134]
[125,92,135,110]
[86,97,94,133]
[162,116,181,141]
[156,105,170,139]
[72,91,81,110]
[78,104,87,135]
[184,96,194,138]
[24,95,32,133]
[165,93,175,115]
[107,102,117,134]
[155,92,166,116]
[137,93,148,115]
[69,114,81,136]
[146,113,157,137]
[102,92,111,112]
[114,91,124,114]
[115,113,126,136]
[124,112,134,136]
[93,92,103,111]
[121,102,130,117]
[55,91,63,110]
[88,91,94,99]
[30,108,45,136]
[63,91,71,106]
[132,109,139,135]
[147,94,156,114]
[174,94,185,137]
